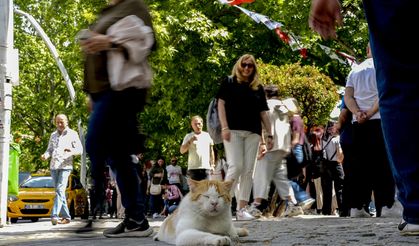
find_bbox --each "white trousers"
[223,130,260,203]
[253,150,291,200]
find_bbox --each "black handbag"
[286,151,301,179]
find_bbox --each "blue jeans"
[163,199,179,215]
[86,88,148,222]
[364,0,419,224]
[290,180,310,204]
[292,144,304,164]
[50,169,71,220]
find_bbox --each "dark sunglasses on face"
[241,63,254,69]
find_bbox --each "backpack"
[206,76,233,144]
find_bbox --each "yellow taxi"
[7,173,89,223]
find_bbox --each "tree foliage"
[258,62,339,128]
[12,0,106,171]
[10,0,369,171]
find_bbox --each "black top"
[216,76,269,135]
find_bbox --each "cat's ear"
[222,180,234,191]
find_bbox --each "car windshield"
[19,172,31,185]
[20,176,54,188]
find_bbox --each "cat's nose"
[211,201,218,207]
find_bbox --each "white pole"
[0,0,14,227]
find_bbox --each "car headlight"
[8,195,18,202]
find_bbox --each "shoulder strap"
[329,150,337,160]
[322,136,335,151]
[323,136,337,160]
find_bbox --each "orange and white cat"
[154,179,248,245]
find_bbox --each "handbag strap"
[159,170,164,184]
[322,136,337,160]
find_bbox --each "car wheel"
[31,218,39,222]
[10,218,18,223]
[70,202,75,219]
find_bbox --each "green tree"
[258,62,339,128]
[12,0,106,171]
[11,0,368,171]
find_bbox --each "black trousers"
[348,120,395,210]
[320,160,344,215]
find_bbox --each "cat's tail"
[235,227,249,237]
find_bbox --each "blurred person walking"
[309,0,418,234]
[41,114,83,225]
[251,88,307,218]
[79,0,155,238]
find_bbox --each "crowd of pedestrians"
[66,0,419,238]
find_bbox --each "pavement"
[0,215,418,245]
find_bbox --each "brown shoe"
[58,218,71,224]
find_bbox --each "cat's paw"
[235,227,249,237]
[230,235,240,245]
[208,236,232,246]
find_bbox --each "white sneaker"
[379,200,403,218]
[398,219,419,235]
[246,204,263,218]
[298,198,315,211]
[350,208,371,218]
[284,203,304,217]
[236,208,255,221]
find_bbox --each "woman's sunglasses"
[241,63,254,69]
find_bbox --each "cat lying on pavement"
[154,179,248,245]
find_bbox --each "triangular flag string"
[231,3,305,56]
[218,0,355,66]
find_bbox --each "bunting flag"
[218,0,355,65]
[233,4,306,57]
[235,6,283,30]
[227,0,255,6]
[274,27,303,51]
[336,50,357,67]
[218,0,255,5]
[319,44,357,67]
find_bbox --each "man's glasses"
[241,63,254,69]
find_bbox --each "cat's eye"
[202,195,209,198]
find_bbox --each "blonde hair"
[231,54,261,91]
